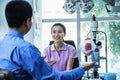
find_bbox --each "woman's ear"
[64,33,66,36]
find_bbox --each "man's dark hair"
[5,0,33,28]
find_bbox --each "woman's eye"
[58,30,62,33]
[53,30,56,33]
[52,30,63,33]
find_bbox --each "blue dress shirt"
[0,30,85,80]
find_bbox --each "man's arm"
[20,46,95,80]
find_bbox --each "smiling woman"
[43,23,78,72]
[41,22,77,54]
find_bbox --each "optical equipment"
[102,0,120,13]
[86,15,108,79]
[80,15,108,79]
[79,0,94,13]
[63,0,94,14]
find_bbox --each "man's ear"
[25,18,31,28]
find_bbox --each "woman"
[43,23,77,72]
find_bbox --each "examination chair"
[0,70,15,80]
[49,40,82,80]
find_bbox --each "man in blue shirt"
[0,0,95,80]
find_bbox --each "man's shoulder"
[17,39,35,49]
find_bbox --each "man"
[0,0,95,80]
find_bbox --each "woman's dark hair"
[5,0,32,28]
[51,23,66,34]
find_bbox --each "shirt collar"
[50,43,67,51]
[6,30,24,39]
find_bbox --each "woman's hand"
[43,56,56,66]
[47,60,56,66]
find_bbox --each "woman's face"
[51,25,65,43]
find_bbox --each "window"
[34,0,120,74]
